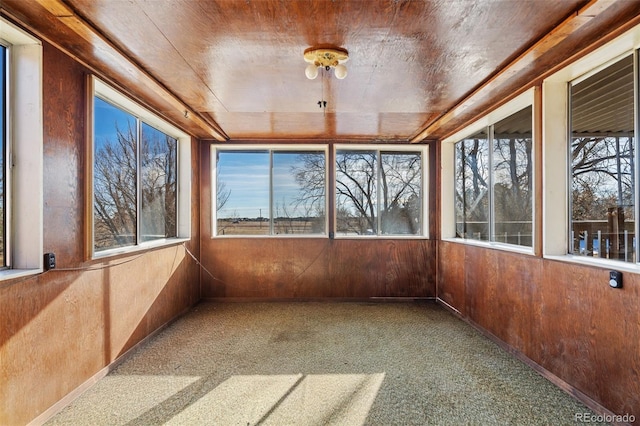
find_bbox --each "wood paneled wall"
[201,238,436,299]
[438,241,640,420]
[199,143,437,300]
[0,42,201,425]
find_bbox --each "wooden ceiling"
[3,0,640,142]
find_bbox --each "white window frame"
[89,76,191,258]
[0,18,44,281]
[542,22,640,272]
[211,144,330,238]
[442,89,536,255]
[333,144,429,239]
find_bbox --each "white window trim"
[542,22,640,266]
[0,18,44,281]
[441,89,536,253]
[211,144,330,238]
[333,144,429,239]
[90,76,191,259]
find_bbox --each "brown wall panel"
[437,241,465,314]
[201,238,436,299]
[537,260,640,418]
[0,42,201,425]
[438,241,640,420]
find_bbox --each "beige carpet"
[47,302,606,425]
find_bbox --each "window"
[213,147,327,236]
[541,22,640,266]
[91,78,190,256]
[0,44,6,267]
[569,55,635,263]
[442,89,535,250]
[455,130,489,241]
[454,107,534,247]
[335,147,426,237]
[0,18,44,278]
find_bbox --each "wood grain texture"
[1,1,225,139]
[438,241,640,420]
[538,260,640,418]
[43,44,86,266]
[201,238,435,299]
[0,43,201,426]
[2,0,599,141]
[415,0,640,141]
[436,241,465,314]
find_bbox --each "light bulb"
[334,64,347,79]
[305,63,319,79]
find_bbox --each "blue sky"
[94,97,135,150]
[216,151,323,219]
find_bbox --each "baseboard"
[27,304,195,426]
[435,297,625,425]
[202,296,437,303]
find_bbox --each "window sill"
[211,234,429,240]
[544,254,640,274]
[213,234,329,239]
[92,237,190,259]
[0,268,44,283]
[442,237,535,255]
[334,235,429,240]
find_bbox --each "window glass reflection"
[93,97,137,251]
[493,106,533,247]
[216,151,270,236]
[140,123,177,242]
[273,151,325,235]
[570,55,635,262]
[455,130,489,241]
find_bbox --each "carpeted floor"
[46,302,606,425]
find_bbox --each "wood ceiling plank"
[9,0,634,142]
[5,0,227,140]
[411,0,638,142]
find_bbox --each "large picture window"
[92,78,189,256]
[569,55,635,263]
[214,148,327,236]
[454,106,533,247]
[93,97,177,251]
[335,148,424,236]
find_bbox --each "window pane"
[493,106,533,247]
[380,152,422,235]
[93,97,138,251]
[273,151,325,235]
[0,46,5,266]
[570,55,635,262]
[140,123,177,242]
[455,130,489,241]
[216,151,270,235]
[336,150,377,236]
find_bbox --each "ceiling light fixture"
[304,46,349,80]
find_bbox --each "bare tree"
[140,124,177,241]
[94,123,137,249]
[291,152,326,217]
[455,138,489,238]
[336,151,377,234]
[94,122,177,250]
[293,150,421,235]
[216,170,231,212]
[571,135,634,220]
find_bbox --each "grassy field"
[217,219,321,235]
